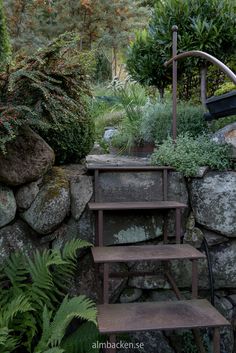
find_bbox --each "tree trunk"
[200,65,208,108]
[158,86,165,100]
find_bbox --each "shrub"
[0,0,11,70]
[93,51,112,82]
[210,115,236,133]
[0,32,94,162]
[111,99,208,151]
[0,239,100,353]
[141,101,208,144]
[151,133,232,177]
[40,112,94,164]
[94,110,124,140]
[214,81,236,96]
[140,101,172,143]
[111,83,147,151]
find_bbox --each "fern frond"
[28,250,67,310]
[0,327,19,353]
[52,239,92,295]
[34,306,53,353]
[62,322,102,353]
[35,295,97,351]
[1,294,33,325]
[62,239,92,262]
[3,252,28,289]
[49,296,97,347]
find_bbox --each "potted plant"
[109,82,155,156]
[205,82,236,121]
[110,122,155,157]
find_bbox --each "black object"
[205,90,236,121]
[202,236,215,307]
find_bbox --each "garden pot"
[110,143,155,157]
[205,90,236,121]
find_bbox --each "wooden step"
[92,244,206,263]
[87,165,174,172]
[97,299,230,334]
[88,201,187,211]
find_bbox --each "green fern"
[62,322,102,353]
[53,239,92,293]
[34,296,97,352]
[0,239,97,353]
[0,327,20,353]
[0,295,34,352]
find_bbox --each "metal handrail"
[164,26,236,140]
[164,50,236,85]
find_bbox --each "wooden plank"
[92,244,206,263]
[89,201,187,211]
[98,300,230,334]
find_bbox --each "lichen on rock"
[21,167,70,234]
[0,184,16,228]
[190,171,236,237]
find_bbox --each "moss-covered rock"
[21,167,70,234]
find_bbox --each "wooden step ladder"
[88,165,230,353]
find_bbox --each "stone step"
[88,201,187,211]
[92,244,205,263]
[97,299,230,334]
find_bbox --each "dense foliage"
[0,0,11,69]
[111,83,147,150]
[0,32,94,162]
[126,29,171,98]
[4,0,147,79]
[151,133,232,177]
[5,0,147,52]
[140,101,207,143]
[108,82,207,150]
[127,0,236,100]
[0,239,99,353]
[214,82,236,96]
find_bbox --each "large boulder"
[52,210,95,248]
[212,122,236,158]
[190,172,236,237]
[15,178,42,210]
[183,213,228,248]
[214,296,234,353]
[0,127,55,186]
[0,185,16,228]
[170,240,236,290]
[70,176,93,220]
[0,220,46,264]
[21,167,70,234]
[128,240,236,290]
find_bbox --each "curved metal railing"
[164,26,236,139]
[164,50,236,84]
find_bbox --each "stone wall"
[0,149,236,352]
